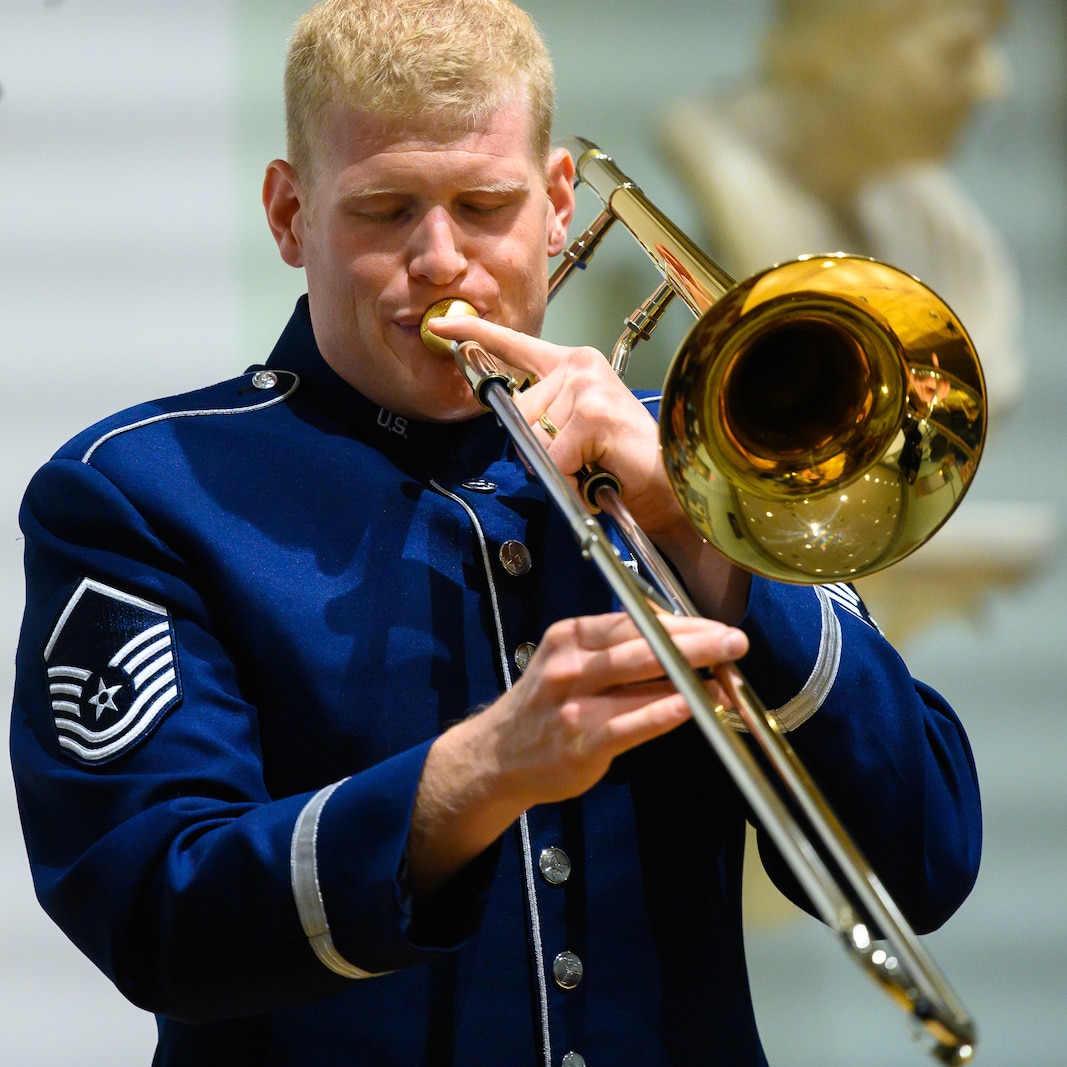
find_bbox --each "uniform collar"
[257,296,505,470]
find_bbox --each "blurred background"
[1,0,1064,1062]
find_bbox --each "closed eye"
[459,194,526,225]
[352,206,411,224]
[341,192,412,224]
[361,210,410,224]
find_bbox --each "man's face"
[283,97,573,422]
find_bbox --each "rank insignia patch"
[823,582,882,633]
[43,578,183,764]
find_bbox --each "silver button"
[553,951,584,990]
[514,642,537,673]
[538,846,572,886]
[499,540,532,576]
[251,370,278,390]
[461,478,498,493]
[561,1054,587,1067]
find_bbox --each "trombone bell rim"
[660,255,986,584]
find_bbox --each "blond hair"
[285,0,556,184]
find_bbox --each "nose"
[408,207,467,286]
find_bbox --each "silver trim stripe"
[770,585,842,731]
[429,482,514,692]
[720,585,842,734]
[519,809,553,1067]
[431,480,552,1067]
[80,372,300,464]
[290,778,386,980]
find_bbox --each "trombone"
[421,138,984,1063]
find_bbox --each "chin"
[402,372,487,424]
[421,396,489,424]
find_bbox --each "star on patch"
[44,578,183,764]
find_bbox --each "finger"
[425,314,567,382]
[565,611,747,657]
[584,627,747,691]
[541,613,748,692]
[600,672,736,709]
[426,316,635,483]
[593,661,743,755]
[590,689,695,756]
[536,410,561,439]
[423,315,576,451]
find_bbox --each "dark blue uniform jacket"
[10,298,981,1065]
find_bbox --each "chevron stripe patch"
[822,582,881,632]
[43,578,183,764]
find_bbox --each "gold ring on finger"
[538,412,559,438]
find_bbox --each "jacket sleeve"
[10,457,495,1025]
[735,575,981,933]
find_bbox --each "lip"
[395,305,485,360]
[390,318,459,363]
[396,298,487,328]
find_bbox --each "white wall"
[0,2,238,1061]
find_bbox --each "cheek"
[496,250,546,307]
[344,251,405,304]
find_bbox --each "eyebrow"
[339,176,532,202]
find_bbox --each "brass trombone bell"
[661,254,986,583]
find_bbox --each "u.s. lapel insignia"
[43,578,183,764]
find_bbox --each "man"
[11,2,980,1065]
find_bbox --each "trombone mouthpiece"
[420,298,479,356]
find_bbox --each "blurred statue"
[662,0,1023,413]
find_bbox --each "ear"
[263,159,307,268]
[544,146,576,258]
